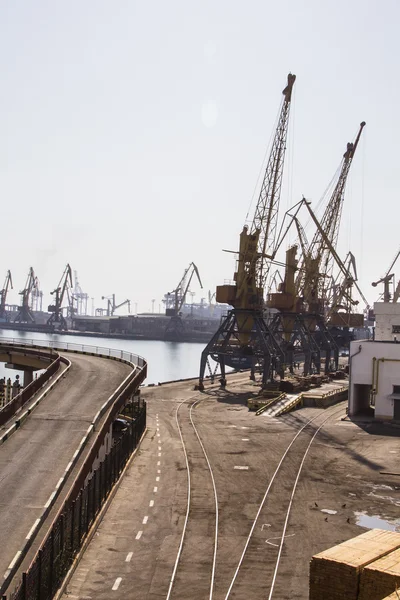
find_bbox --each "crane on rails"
[101,294,131,317]
[47,264,74,330]
[0,271,13,321]
[72,270,89,315]
[198,73,296,390]
[14,267,38,323]
[164,262,203,341]
[372,246,400,303]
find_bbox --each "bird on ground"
[324,517,328,522]
[342,503,347,508]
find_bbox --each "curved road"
[0,352,131,579]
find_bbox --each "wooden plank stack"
[381,592,400,599]
[309,530,400,600]
[358,547,400,600]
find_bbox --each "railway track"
[166,394,346,600]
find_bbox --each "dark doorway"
[353,384,373,416]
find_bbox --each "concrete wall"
[349,339,400,420]
[374,302,400,341]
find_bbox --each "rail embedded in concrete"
[0,338,147,599]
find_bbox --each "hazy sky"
[1,0,399,314]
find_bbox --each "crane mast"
[228,73,296,311]
[14,267,38,323]
[0,270,13,320]
[47,264,73,330]
[296,121,365,312]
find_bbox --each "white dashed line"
[154,487,158,493]
[112,577,122,591]
[234,466,249,470]
[149,500,154,507]
[157,469,161,474]
[126,552,133,562]
[158,446,161,451]
[157,433,160,437]
[143,516,149,524]
[158,453,161,457]
[26,518,41,540]
[157,461,161,466]
[156,476,160,482]
[136,531,143,540]
[242,438,250,441]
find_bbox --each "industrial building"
[349,302,400,420]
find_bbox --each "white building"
[349,303,400,421]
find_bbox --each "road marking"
[158,446,161,451]
[156,476,160,481]
[154,487,158,493]
[266,533,295,547]
[136,531,143,540]
[158,452,161,457]
[126,552,133,562]
[143,516,148,524]
[26,518,41,540]
[56,477,64,489]
[234,466,249,470]
[149,500,154,507]
[242,438,250,441]
[44,491,57,508]
[157,469,161,474]
[241,426,249,429]
[157,433,160,437]
[112,577,122,590]
[157,461,161,466]
[7,550,22,570]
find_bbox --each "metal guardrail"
[0,337,146,369]
[0,338,147,600]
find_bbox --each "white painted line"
[125,552,133,562]
[8,550,22,570]
[26,518,41,540]
[44,491,56,508]
[56,477,64,489]
[154,487,158,493]
[156,476,160,481]
[158,453,161,457]
[149,500,154,507]
[157,433,160,437]
[142,516,148,524]
[242,438,250,441]
[234,466,249,470]
[157,469,161,474]
[157,461,161,466]
[241,426,249,429]
[158,446,161,451]
[135,531,143,540]
[112,577,122,590]
[65,461,73,472]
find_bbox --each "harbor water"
[0,329,211,385]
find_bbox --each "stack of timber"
[358,547,400,600]
[309,529,400,600]
[382,591,400,599]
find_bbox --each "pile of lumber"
[382,591,400,599]
[309,529,400,600]
[358,547,400,600]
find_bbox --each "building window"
[393,385,400,394]
[392,325,400,334]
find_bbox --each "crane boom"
[296,122,365,309]
[47,264,73,329]
[14,267,38,323]
[0,270,13,319]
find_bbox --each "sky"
[0,0,399,314]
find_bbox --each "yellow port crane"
[198,73,296,389]
[0,270,13,321]
[47,264,74,330]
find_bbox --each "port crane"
[101,294,130,317]
[198,73,296,389]
[72,271,89,315]
[0,271,13,320]
[164,262,203,340]
[14,267,38,323]
[372,247,400,303]
[47,264,74,330]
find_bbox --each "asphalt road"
[0,353,131,579]
[62,376,400,600]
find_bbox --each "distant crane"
[372,247,400,303]
[0,271,13,321]
[101,294,130,316]
[164,262,203,317]
[47,264,74,330]
[198,73,295,389]
[72,270,89,315]
[14,267,38,323]
[164,262,203,340]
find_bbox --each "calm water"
[0,329,211,385]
